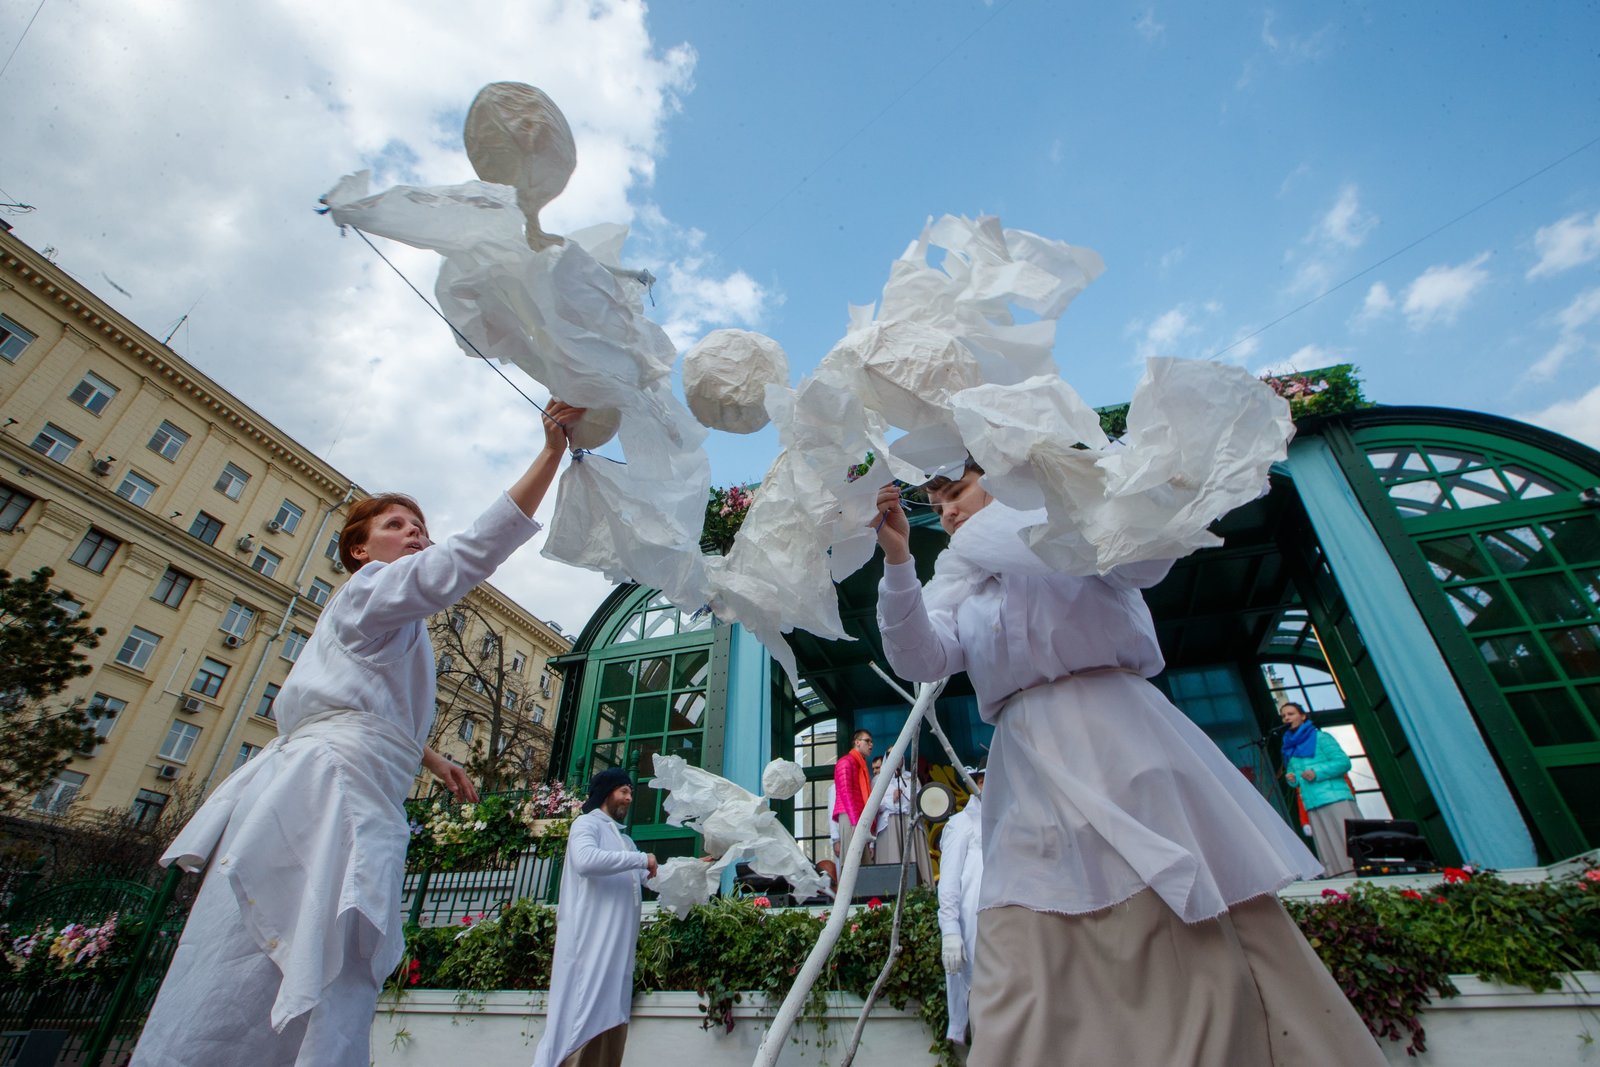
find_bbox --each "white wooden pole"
[750,678,946,1067]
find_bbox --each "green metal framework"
[560,587,718,861]
[1329,413,1600,857]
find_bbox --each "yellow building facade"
[0,224,568,824]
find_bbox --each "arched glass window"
[1364,442,1565,518]
[612,591,712,644]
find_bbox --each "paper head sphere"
[463,82,576,251]
[760,759,806,801]
[682,329,790,435]
[559,404,622,451]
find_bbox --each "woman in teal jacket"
[1280,702,1360,877]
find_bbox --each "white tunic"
[135,493,540,1063]
[878,501,1321,923]
[532,808,649,1067]
[936,795,982,1042]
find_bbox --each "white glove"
[941,933,964,974]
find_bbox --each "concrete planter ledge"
[370,974,1600,1066]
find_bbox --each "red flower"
[751,896,771,908]
[1319,888,1350,902]
[1442,867,1471,884]
[1582,869,1600,884]
[1400,889,1424,900]
[1432,896,1447,905]
[408,973,421,986]
[461,915,473,926]
[867,897,882,909]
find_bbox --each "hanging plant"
[702,484,756,555]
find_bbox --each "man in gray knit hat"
[531,769,657,1067]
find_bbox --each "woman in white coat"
[936,766,984,1047]
[132,403,585,1067]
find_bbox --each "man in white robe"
[937,766,984,1047]
[532,769,657,1067]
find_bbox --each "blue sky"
[2,0,1597,625]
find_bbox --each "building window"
[467,676,484,694]
[306,577,333,607]
[325,534,340,560]
[480,633,498,657]
[511,652,527,674]
[88,693,126,739]
[612,591,712,644]
[130,789,168,830]
[214,462,250,501]
[449,610,466,633]
[438,653,455,673]
[68,371,119,415]
[273,500,304,534]
[69,529,120,573]
[504,690,519,711]
[191,657,230,698]
[30,423,80,464]
[188,511,223,545]
[458,718,475,743]
[250,546,282,578]
[115,626,161,670]
[153,567,193,608]
[32,770,87,815]
[1365,442,1567,519]
[532,703,546,725]
[0,314,36,362]
[220,600,254,639]
[55,595,84,619]
[0,486,34,531]
[282,629,308,662]
[256,683,280,720]
[232,743,263,771]
[540,670,553,698]
[148,420,189,461]
[158,720,202,762]
[115,470,158,507]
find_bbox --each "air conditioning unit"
[236,535,255,552]
[222,633,243,648]
[156,764,180,780]
[91,458,113,476]
[266,519,283,533]
[331,559,346,573]
[179,696,203,714]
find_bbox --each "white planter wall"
[370,974,1600,1067]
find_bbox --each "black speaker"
[1345,818,1436,875]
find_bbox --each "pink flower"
[1319,888,1350,902]
[751,896,771,908]
[849,923,860,933]
[1582,869,1600,883]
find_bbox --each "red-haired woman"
[133,403,585,1067]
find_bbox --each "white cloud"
[1354,281,1394,326]
[1401,252,1492,329]
[2,0,714,629]
[1260,11,1332,61]
[1519,380,1600,451]
[1528,209,1600,279]
[1255,343,1338,377]
[1316,184,1377,249]
[1134,10,1166,41]
[1278,162,1311,198]
[1524,286,1600,383]
[1157,246,1185,274]
[1130,305,1200,361]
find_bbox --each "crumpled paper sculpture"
[682,329,789,434]
[646,755,829,918]
[325,82,1294,695]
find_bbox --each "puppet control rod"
[751,676,947,1067]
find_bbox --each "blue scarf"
[1280,722,1318,761]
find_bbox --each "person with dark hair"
[1280,701,1361,877]
[532,768,657,1067]
[133,403,586,1067]
[871,461,1384,1066]
[833,728,874,861]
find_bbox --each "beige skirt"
[1308,798,1361,877]
[966,890,1386,1067]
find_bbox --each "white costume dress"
[936,794,982,1043]
[878,500,1321,924]
[133,493,540,1067]
[531,808,649,1067]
